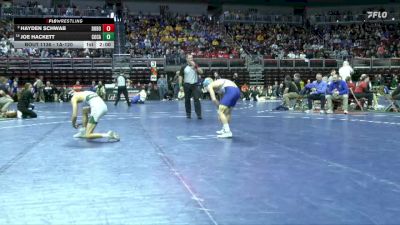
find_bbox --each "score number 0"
[102,24,115,32]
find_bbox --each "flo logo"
[367,11,388,19]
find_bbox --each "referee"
[114,72,131,106]
[179,54,203,119]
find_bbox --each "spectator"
[272,81,280,97]
[339,60,354,81]
[213,71,221,80]
[232,72,239,84]
[354,76,374,110]
[328,69,337,84]
[89,80,97,92]
[293,73,302,92]
[241,83,250,100]
[44,81,54,102]
[326,74,349,114]
[172,71,180,99]
[279,83,284,96]
[96,81,106,100]
[390,75,398,89]
[250,86,260,101]
[58,83,68,102]
[17,83,37,119]
[72,80,82,92]
[157,74,168,100]
[346,76,356,92]
[267,85,273,97]
[374,74,385,86]
[391,83,400,105]
[282,75,299,110]
[304,73,327,114]
[34,76,45,102]
[127,79,132,89]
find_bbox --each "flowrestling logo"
[367,11,388,19]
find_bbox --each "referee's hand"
[188,60,196,67]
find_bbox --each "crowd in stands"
[222,10,293,21]
[124,14,241,61]
[227,23,314,59]
[316,23,400,59]
[0,0,400,61]
[226,22,400,59]
[122,12,400,60]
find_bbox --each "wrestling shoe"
[217,131,233,138]
[216,129,225,134]
[73,128,86,138]
[107,131,120,141]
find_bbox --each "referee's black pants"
[115,86,131,106]
[184,83,201,118]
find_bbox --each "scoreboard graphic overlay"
[13,18,115,49]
